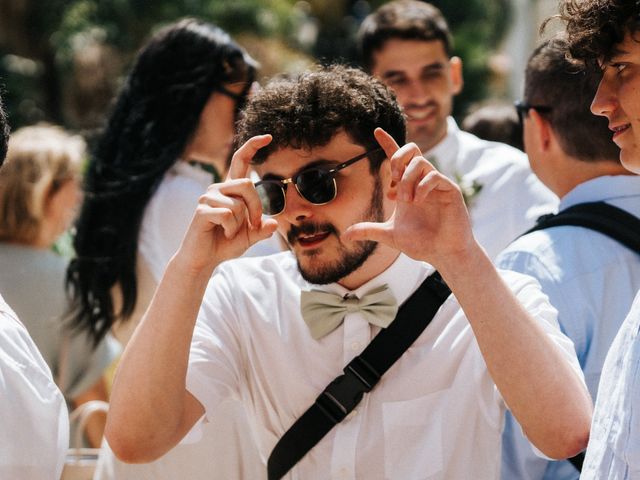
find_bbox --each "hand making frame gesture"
[344,128,478,270]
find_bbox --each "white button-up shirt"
[428,118,558,259]
[582,292,640,479]
[186,252,582,480]
[0,294,68,479]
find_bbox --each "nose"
[282,183,313,223]
[591,70,617,118]
[406,79,429,104]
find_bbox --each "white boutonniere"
[426,155,483,208]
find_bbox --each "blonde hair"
[0,125,85,243]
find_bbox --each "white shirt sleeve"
[0,299,69,479]
[185,268,245,423]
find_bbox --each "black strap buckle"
[314,357,380,424]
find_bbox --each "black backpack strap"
[568,451,585,471]
[523,201,640,254]
[266,271,451,480]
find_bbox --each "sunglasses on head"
[254,147,383,216]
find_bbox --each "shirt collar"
[425,117,459,176]
[307,254,433,306]
[173,160,218,186]
[560,175,640,209]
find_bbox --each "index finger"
[226,134,273,181]
[374,128,400,159]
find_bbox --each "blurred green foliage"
[0,0,512,130]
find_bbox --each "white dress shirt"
[0,294,68,479]
[428,118,558,259]
[582,291,640,479]
[186,252,582,480]
[97,160,270,480]
[498,175,640,480]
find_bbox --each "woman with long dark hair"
[71,19,269,478]
[68,19,265,345]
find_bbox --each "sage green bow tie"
[300,284,398,340]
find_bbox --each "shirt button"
[338,467,349,478]
[346,409,358,421]
[350,341,360,351]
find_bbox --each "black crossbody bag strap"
[523,201,640,254]
[521,201,640,472]
[267,271,451,480]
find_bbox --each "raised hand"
[343,128,478,270]
[176,135,278,274]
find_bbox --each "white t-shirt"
[0,294,68,479]
[428,118,558,259]
[186,252,582,480]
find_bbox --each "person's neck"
[337,244,401,291]
[556,157,631,199]
[413,124,449,155]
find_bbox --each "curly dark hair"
[67,18,256,345]
[357,0,452,72]
[560,0,640,66]
[0,94,9,167]
[237,65,406,170]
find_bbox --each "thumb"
[248,218,279,245]
[342,221,393,246]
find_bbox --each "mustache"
[287,222,338,245]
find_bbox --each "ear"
[449,56,464,96]
[528,109,553,152]
[44,179,81,234]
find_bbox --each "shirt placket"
[330,308,371,479]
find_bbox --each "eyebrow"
[260,158,338,181]
[381,61,446,79]
[607,46,631,63]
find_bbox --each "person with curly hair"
[498,36,638,480]
[561,1,640,478]
[104,65,591,478]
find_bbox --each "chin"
[620,148,640,174]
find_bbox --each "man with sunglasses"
[357,0,558,260]
[105,65,591,478]
[499,36,640,480]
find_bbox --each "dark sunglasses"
[254,147,383,216]
[514,100,552,125]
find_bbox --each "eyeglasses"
[254,147,383,216]
[514,100,552,125]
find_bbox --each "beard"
[290,176,385,285]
